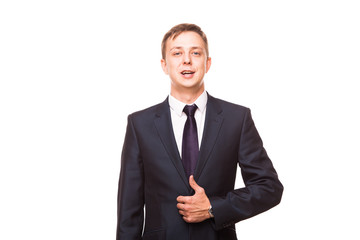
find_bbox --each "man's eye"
[193,52,200,55]
[173,52,181,56]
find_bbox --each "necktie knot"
[183,104,198,117]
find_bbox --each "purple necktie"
[182,104,199,178]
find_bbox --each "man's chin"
[178,83,205,93]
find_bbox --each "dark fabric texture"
[182,104,199,178]
[116,93,283,240]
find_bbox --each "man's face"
[161,31,211,94]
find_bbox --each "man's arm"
[210,109,283,230]
[116,115,144,240]
[177,109,283,230]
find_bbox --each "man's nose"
[183,53,191,64]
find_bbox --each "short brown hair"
[161,23,209,59]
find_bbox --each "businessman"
[116,23,283,240]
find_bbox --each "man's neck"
[170,87,205,104]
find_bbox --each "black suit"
[117,94,283,240]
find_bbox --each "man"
[116,23,283,240]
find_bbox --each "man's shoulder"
[127,94,251,120]
[128,98,168,120]
[208,94,250,113]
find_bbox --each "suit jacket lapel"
[194,94,224,180]
[154,98,190,188]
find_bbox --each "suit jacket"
[116,94,283,240]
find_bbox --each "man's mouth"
[181,70,195,75]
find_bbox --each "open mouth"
[181,70,195,75]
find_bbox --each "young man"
[116,23,283,240]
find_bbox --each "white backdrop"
[1,0,359,239]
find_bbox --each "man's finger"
[177,195,191,203]
[177,203,185,210]
[189,175,202,193]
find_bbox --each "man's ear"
[161,59,168,75]
[205,57,212,73]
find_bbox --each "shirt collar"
[169,91,208,117]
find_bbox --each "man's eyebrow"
[170,47,183,51]
[169,46,203,51]
[190,47,203,51]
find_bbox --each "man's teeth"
[182,71,194,75]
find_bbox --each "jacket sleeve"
[116,115,144,240]
[210,108,283,230]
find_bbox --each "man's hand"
[176,175,211,223]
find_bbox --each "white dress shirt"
[168,91,207,157]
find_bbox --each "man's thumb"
[189,175,200,192]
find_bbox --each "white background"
[1,0,359,239]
